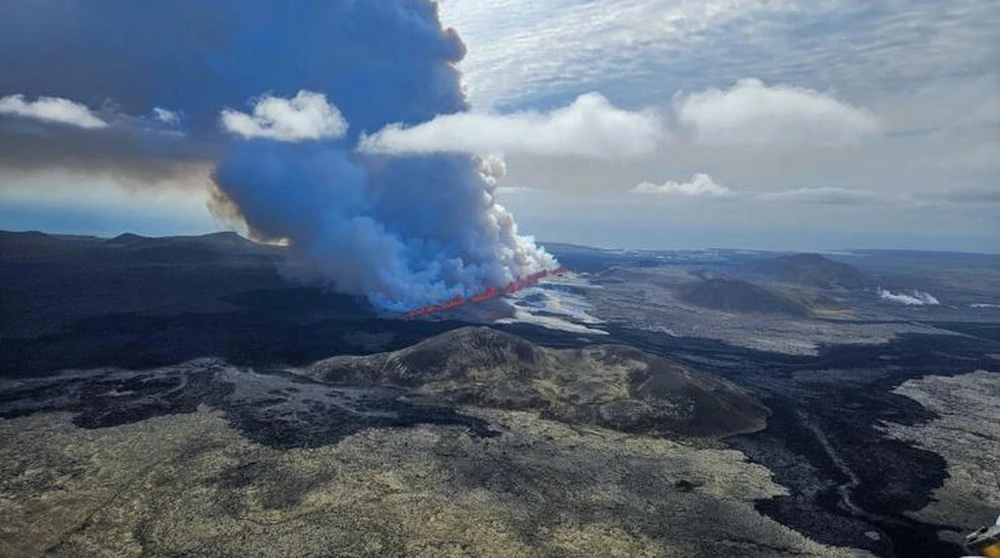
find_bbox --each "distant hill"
[0,229,278,263]
[678,277,811,317]
[0,230,290,338]
[305,327,769,438]
[104,231,277,263]
[747,253,867,289]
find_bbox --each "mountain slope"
[748,253,867,289]
[679,277,812,317]
[305,327,769,438]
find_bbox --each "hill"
[304,326,769,438]
[678,277,811,317]
[0,230,289,338]
[0,229,277,263]
[748,253,867,289]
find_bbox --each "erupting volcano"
[404,267,566,318]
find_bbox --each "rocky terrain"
[2,231,998,557]
[881,370,1000,532]
[304,327,769,438]
[0,407,869,558]
[678,277,811,317]
[0,329,856,558]
[747,253,868,289]
[586,266,936,355]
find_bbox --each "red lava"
[403,267,566,318]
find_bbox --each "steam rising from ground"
[878,288,940,306]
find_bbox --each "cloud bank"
[360,78,884,158]
[360,93,663,157]
[631,173,733,197]
[756,187,892,205]
[674,78,880,146]
[629,173,894,205]
[0,94,108,129]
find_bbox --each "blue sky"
[1,0,997,252]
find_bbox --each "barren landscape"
[2,231,998,557]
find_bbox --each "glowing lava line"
[403,267,566,318]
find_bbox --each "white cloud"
[152,107,180,125]
[631,173,733,197]
[438,0,800,109]
[359,93,663,158]
[0,94,108,129]
[441,0,998,114]
[878,288,940,306]
[628,175,910,205]
[219,91,348,142]
[674,78,880,146]
[435,0,998,250]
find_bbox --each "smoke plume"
[0,0,557,310]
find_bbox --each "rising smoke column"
[209,2,557,310]
[0,0,556,311]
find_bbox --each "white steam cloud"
[359,93,663,158]
[674,78,880,146]
[631,173,733,197]
[878,287,940,306]
[0,94,108,129]
[220,91,348,142]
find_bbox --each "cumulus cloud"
[220,91,348,142]
[360,78,884,160]
[0,94,108,129]
[674,78,880,146]
[631,173,733,197]
[360,93,663,158]
[878,287,940,306]
[152,107,180,125]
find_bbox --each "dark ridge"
[306,326,770,439]
[748,253,868,289]
[679,277,811,317]
[105,232,149,245]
